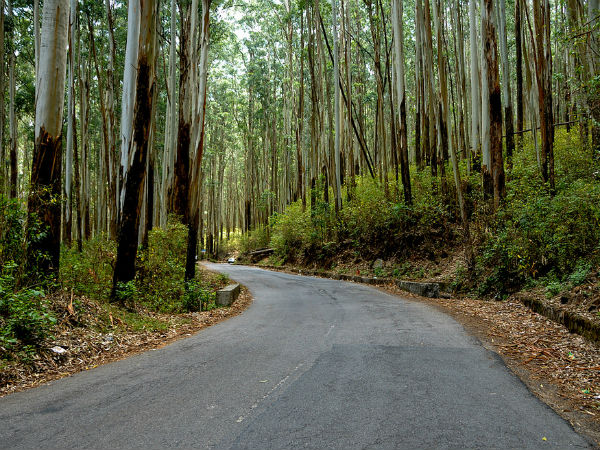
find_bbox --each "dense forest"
[0,0,599,363]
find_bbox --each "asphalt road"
[0,264,593,449]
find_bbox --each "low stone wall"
[518,296,600,344]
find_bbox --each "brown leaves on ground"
[0,287,252,398]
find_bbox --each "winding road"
[0,264,593,449]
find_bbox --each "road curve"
[0,264,592,449]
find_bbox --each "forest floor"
[250,258,600,444]
[0,278,252,398]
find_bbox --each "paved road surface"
[0,264,593,449]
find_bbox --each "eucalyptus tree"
[64,0,78,245]
[391,0,411,204]
[186,0,212,281]
[481,0,505,207]
[27,0,69,276]
[497,0,514,168]
[532,0,555,193]
[8,0,17,198]
[112,0,158,299]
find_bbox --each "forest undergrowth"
[235,127,600,308]
[0,215,232,388]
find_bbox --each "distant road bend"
[0,264,593,449]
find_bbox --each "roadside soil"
[0,286,252,398]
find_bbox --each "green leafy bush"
[0,196,26,270]
[137,219,188,312]
[478,129,600,296]
[183,280,216,312]
[0,267,55,353]
[269,175,457,264]
[61,235,116,301]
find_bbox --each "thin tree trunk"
[515,0,524,150]
[0,0,4,195]
[332,0,342,212]
[392,0,411,204]
[8,0,17,199]
[498,0,515,169]
[469,0,481,170]
[64,0,78,246]
[162,0,177,224]
[533,0,555,193]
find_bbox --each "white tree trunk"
[36,2,67,136]
[65,0,77,233]
[469,0,481,159]
[28,0,69,274]
[119,0,141,212]
[190,0,211,216]
[332,0,342,212]
[161,0,178,226]
[8,0,16,197]
[34,0,40,98]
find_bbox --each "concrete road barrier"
[216,283,241,306]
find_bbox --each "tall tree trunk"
[64,0,78,246]
[533,0,555,193]
[8,0,17,199]
[112,0,157,300]
[172,1,193,222]
[104,0,118,237]
[497,0,514,169]
[186,0,211,282]
[515,0,524,150]
[0,0,4,195]
[332,0,342,212]
[27,0,69,277]
[392,0,411,204]
[119,0,141,215]
[162,0,177,225]
[469,0,481,170]
[482,0,505,208]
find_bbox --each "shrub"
[61,235,116,301]
[137,219,188,312]
[0,196,26,270]
[478,138,600,296]
[183,280,216,312]
[0,267,55,354]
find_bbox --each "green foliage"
[61,218,224,314]
[567,260,592,287]
[113,281,138,305]
[0,267,55,355]
[183,280,216,312]
[269,175,457,264]
[237,224,271,253]
[0,197,56,356]
[137,219,188,312]
[0,196,27,270]
[478,129,600,296]
[61,235,116,300]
